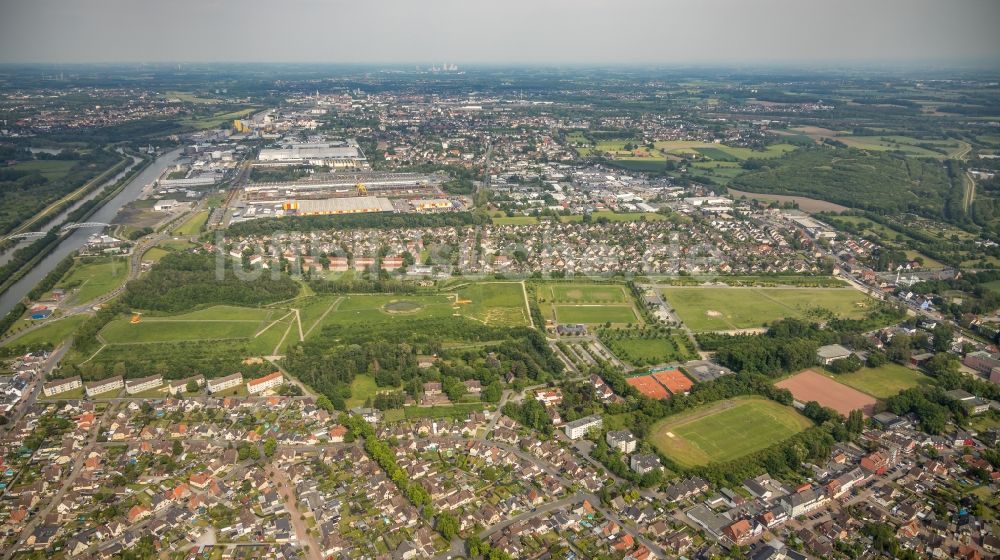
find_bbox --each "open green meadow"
[54,258,128,303]
[12,160,77,180]
[346,374,380,408]
[454,282,529,326]
[175,210,209,236]
[100,305,279,344]
[2,315,89,349]
[662,287,872,332]
[825,363,931,398]
[649,396,813,468]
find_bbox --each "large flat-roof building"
[247,372,284,395]
[286,196,395,216]
[125,375,163,395]
[564,415,602,439]
[258,142,366,168]
[43,376,82,397]
[207,373,243,394]
[85,376,123,397]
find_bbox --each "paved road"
[5,402,115,559]
[267,464,322,560]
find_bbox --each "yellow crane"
[356,183,367,196]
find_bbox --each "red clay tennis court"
[652,368,694,395]
[627,375,670,400]
[775,369,877,416]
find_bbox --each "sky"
[0,0,998,66]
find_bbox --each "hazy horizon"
[1,0,998,66]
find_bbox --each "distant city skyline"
[0,0,998,66]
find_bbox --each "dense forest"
[284,317,561,410]
[0,148,124,233]
[730,147,958,220]
[122,252,299,312]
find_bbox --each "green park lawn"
[99,305,278,344]
[649,396,813,468]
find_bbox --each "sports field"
[546,284,630,303]
[602,334,695,365]
[554,304,639,325]
[775,369,878,416]
[627,375,670,400]
[649,396,813,468]
[661,287,871,332]
[825,363,931,398]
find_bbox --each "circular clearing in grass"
[383,300,424,314]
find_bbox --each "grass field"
[346,374,380,409]
[825,363,931,398]
[493,216,540,225]
[141,247,171,263]
[603,334,696,365]
[454,282,529,326]
[2,315,88,349]
[662,287,871,332]
[100,305,279,344]
[546,284,629,303]
[175,210,209,236]
[54,258,128,304]
[320,294,458,330]
[649,396,813,468]
[12,160,77,180]
[554,304,639,325]
[559,211,666,223]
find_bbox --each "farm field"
[53,257,128,303]
[775,369,878,416]
[661,287,871,332]
[99,305,279,344]
[825,363,931,398]
[649,396,813,468]
[653,141,797,160]
[835,135,963,158]
[454,282,529,327]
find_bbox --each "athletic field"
[661,287,871,332]
[649,396,813,467]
